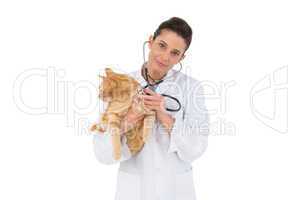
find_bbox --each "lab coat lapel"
[155,69,179,94]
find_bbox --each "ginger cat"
[90,68,156,160]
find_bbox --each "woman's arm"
[93,131,131,165]
[166,79,210,163]
[92,106,143,165]
[141,82,210,163]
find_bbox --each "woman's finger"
[144,100,160,106]
[144,105,155,111]
[141,95,158,101]
[143,88,156,95]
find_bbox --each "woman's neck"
[144,63,166,81]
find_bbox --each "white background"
[0,0,299,199]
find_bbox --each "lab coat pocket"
[115,171,141,200]
[175,170,197,200]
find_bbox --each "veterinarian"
[92,17,210,200]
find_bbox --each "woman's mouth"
[156,60,167,68]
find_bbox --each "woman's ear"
[148,35,153,49]
[180,54,186,62]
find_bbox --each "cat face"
[99,68,140,102]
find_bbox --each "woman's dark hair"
[153,17,193,52]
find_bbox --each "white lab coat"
[92,67,210,200]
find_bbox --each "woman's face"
[147,29,187,78]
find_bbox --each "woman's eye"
[171,51,179,56]
[158,43,165,48]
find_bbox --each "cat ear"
[105,68,114,76]
[98,74,105,79]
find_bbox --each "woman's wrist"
[120,110,138,134]
[120,116,132,134]
[156,111,175,135]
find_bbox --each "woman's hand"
[120,99,145,135]
[140,88,175,134]
[140,88,167,114]
[126,106,145,123]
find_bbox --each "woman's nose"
[161,51,170,62]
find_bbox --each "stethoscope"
[140,41,182,112]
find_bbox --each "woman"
[93,17,210,200]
